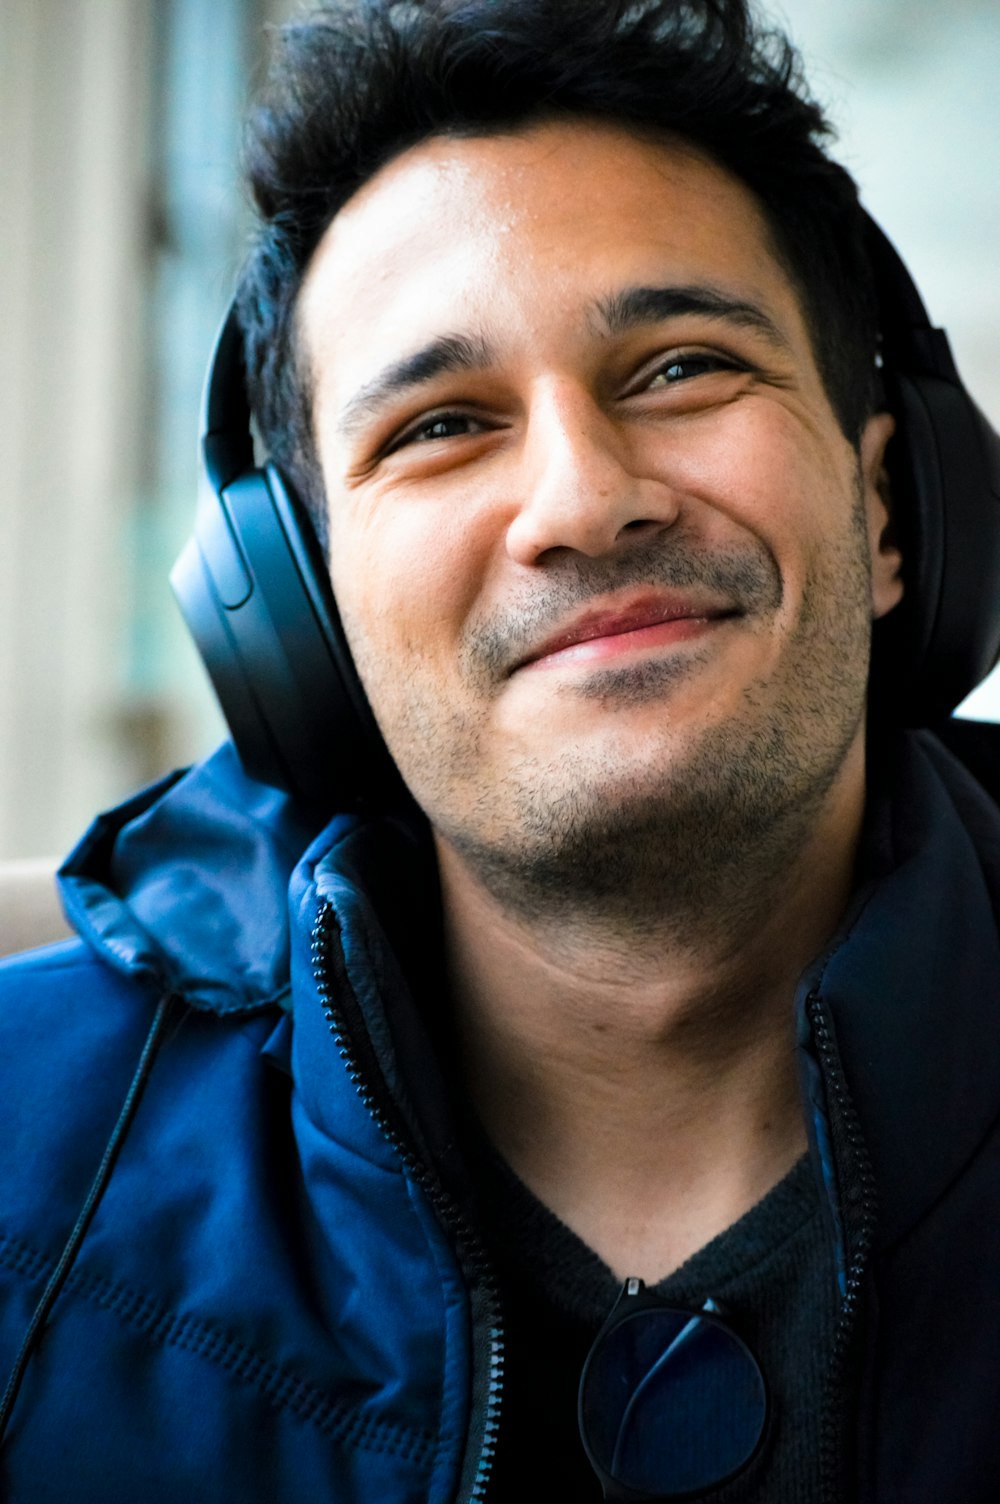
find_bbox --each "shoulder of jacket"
[931,717,1000,805]
[0,937,285,1249]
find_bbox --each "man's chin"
[434,706,850,936]
[441,742,746,908]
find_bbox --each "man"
[2,1,1000,1499]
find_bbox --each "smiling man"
[3,2,1000,1502]
[301,115,901,1289]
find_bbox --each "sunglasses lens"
[580,1308,767,1497]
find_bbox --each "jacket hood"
[57,743,332,1014]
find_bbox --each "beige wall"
[0,0,153,859]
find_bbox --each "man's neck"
[435,743,866,1281]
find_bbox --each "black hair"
[238,0,879,552]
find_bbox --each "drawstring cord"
[0,991,177,1444]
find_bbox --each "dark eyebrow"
[334,287,786,439]
[595,285,791,350]
[336,331,495,439]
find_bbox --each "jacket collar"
[298,725,1000,1255]
[293,726,1000,1254]
[799,729,1000,1251]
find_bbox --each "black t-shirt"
[473,1150,837,1501]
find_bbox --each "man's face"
[299,120,902,901]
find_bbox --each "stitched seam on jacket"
[0,1232,435,1463]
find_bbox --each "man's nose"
[504,383,681,566]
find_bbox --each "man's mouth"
[512,593,739,673]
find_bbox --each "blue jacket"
[2,727,1000,1503]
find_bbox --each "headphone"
[171,213,1000,811]
[171,308,402,810]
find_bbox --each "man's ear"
[860,410,904,620]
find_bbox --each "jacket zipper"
[313,895,873,1502]
[311,900,504,1503]
[807,990,878,1504]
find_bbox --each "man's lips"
[513,595,739,672]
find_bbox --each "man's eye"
[646,353,740,388]
[391,413,479,451]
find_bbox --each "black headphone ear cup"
[864,216,1000,725]
[171,461,402,809]
[872,365,1000,725]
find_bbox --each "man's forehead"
[297,118,804,411]
[300,116,777,299]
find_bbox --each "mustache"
[462,537,781,681]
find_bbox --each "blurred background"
[2,0,999,860]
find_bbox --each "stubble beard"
[444,687,864,956]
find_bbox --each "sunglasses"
[578,1277,769,1501]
